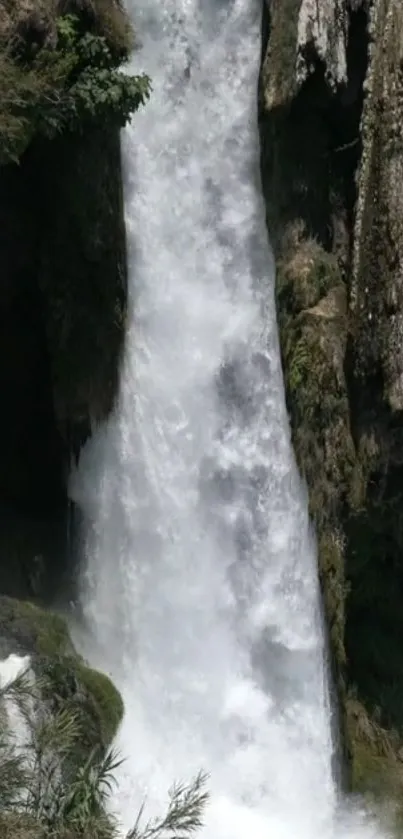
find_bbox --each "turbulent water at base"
[70,2,386,838]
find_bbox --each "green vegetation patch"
[0,596,123,753]
[0,7,150,164]
[0,661,209,839]
[77,663,124,745]
[347,695,403,808]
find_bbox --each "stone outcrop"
[260,0,403,803]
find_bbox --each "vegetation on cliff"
[0,1,150,164]
[0,665,208,839]
[0,598,209,838]
[260,0,403,811]
[0,597,124,753]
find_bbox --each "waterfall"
[70,1,386,838]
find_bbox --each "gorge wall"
[259,0,403,803]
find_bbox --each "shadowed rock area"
[0,0,129,600]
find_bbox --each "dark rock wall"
[0,121,126,603]
[260,0,403,802]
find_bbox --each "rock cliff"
[260,0,403,805]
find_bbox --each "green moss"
[0,596,73,657]
[40,653,124,758]
[77,662,124,744]
[347,696,403,800]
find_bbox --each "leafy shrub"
[0,12,151,163]
[0,666,209,839]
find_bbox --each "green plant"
[127,773,209,839]
[0,12,151,164]
[0,667,209,839]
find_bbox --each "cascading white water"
[70,2,387,838]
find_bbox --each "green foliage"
[287,337,311,394]
[0,12,151,164]
[0,668,209,839]
[38,653,124,758]
[127,772,209,839]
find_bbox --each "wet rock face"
[260,0,403,798]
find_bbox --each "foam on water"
[70,2,388,838]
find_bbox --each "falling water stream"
[70,2,386,838]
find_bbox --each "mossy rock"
[0,596,123,755]
[347,696,403,807]
[0,595,74,658]
[40,653,124,749]
[77,661,124,744]
[277,235,343,315]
